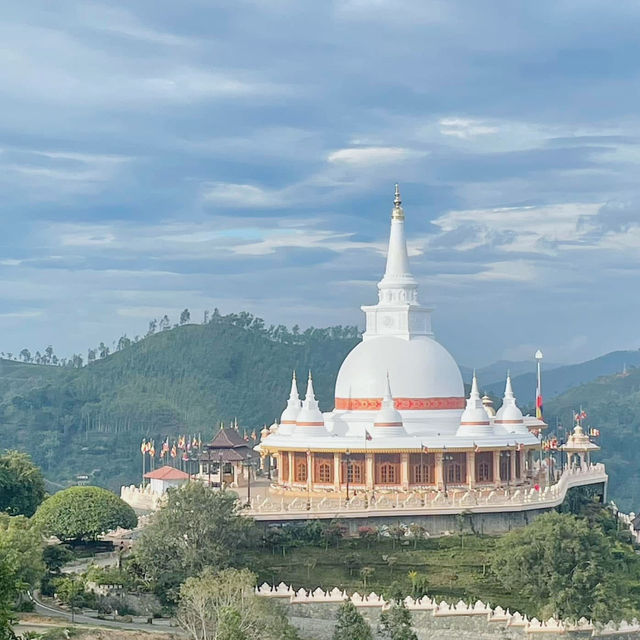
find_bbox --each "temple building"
[258,186,554,495]
[198,426,258,488]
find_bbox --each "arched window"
[295,462,307,482]
[446,463,463,484]
[477,462,490,482]
[475,451,493,483]
[380,463,396,484]
[318,463,331,483]
[412,464,431,484]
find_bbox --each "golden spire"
[392,183,405,220]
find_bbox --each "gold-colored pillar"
[366,453,374,489]
[493,450,501,487]
[434,452,444,490]
[288,451,294,485]
[401,453,410,490]
[333,452,341,490]
[467,451,475,490]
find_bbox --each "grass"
[247,534,535,616]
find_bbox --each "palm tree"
[360,566,375,589]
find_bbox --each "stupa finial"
[392,183,404,220]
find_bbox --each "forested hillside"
[545,367,640,511]
[0,312,359,491]
[485,350,640,403]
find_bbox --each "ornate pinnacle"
[392,183,405,220]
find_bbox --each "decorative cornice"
[336,396,466,411]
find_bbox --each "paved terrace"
[245,463,607,521]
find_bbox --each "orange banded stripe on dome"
[280,420,297,424]
[495,419,524,424]
[335,397,466,411]
[373,422,403,427]
[296,421,325,427]
[460,421,491,426]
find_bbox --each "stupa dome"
[335,336,463,407]
[372,375,406,437]
[456,374,494,437]
[495,374,526,432]
[294,373,330,437]
[279,371,301,435]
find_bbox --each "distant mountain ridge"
[483,350,640,407]
[459,360,562,388]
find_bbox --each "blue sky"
[1,0,640,367]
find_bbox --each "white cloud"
[201,183,284,208]
[327,146,425,166]
[431,202,603,255]
[439,118,499,139]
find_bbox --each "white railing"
[255,581,634,635]
[245,463,607,519]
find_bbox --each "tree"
[176,568,301,640]
[407,523,425,550]
[378,602,417,640]
[98,342,109,359]
[0,514,45,591]
[360,566,375,589]
[383,555,398,577]
[19,349,31,363]
[42,544,74,574]
[343,552,362,577]
[333,601,372,640]
[34,486,137,542]
[491,511,629,621]
[180,309,191,325]
[132,483,256,602]
[0,514,45,636]
[0,450,46,517]
[55,575,85,623]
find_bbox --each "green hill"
[545,367,640,511]
[485,350,640,403]
[0,312,359,492]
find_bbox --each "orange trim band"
[495,419,524,424]
[335,397,465,411]
[373,422,403,427]
[280,420,297,425]
[296,422,325,427]
[460,421,491,426]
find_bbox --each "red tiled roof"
[144,465,190,480]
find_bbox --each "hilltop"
[545,366,640,511]
[0,312,359,491]
[3,312,640,506]
[484,350,640,404]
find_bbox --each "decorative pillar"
[466,451,475,490]
[401,453,410,490]
[434,452,444,490]
[288,451,294,485]
[306,451,312,493]
[510,449,516,483]
[493,450,501,487]
[365,453,374,489]
[519,449,525,479]
[333,452,341,490]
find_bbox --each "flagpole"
[535,349,543,420]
